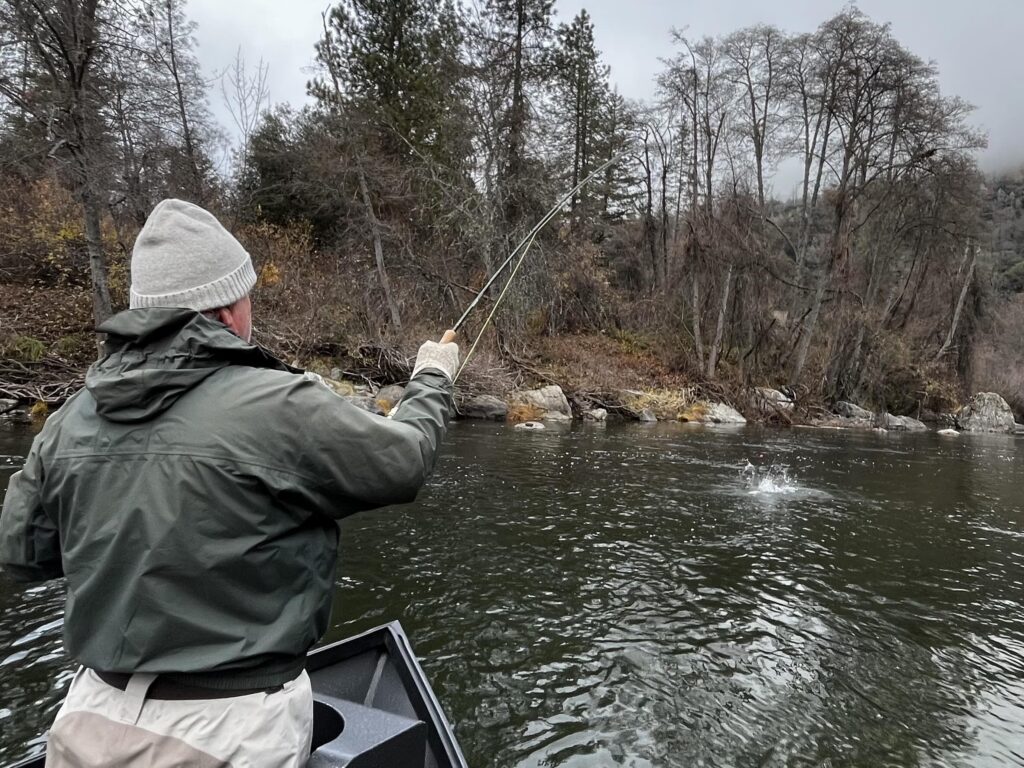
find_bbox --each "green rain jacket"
[0,308,453,688]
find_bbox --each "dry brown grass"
[622,388,697,420]
[507,402,543,423]
[531,331,686,393]
[678,402,711,422]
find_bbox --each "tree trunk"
[504,0,526,225]
[570,64,582,212]
[82,188,113,333]
[165,0,202,199]
[642,140,659,290]
[833,235,886,398]
[793,108,833,290]
[692,270,704,371]
[707,262,733,378]
[934,243,976,362]
[357,167,402,331]
[790,256,830,386]
[791,197,846,385]
[660,159,669,286]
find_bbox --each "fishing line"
[452,155,622,381]
[454,227,539,382]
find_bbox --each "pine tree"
[311,0,470,168]
[591,88,640,222]
[551,9,608,222]
[474,0,554,228]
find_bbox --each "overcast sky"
[189,0,1024,184]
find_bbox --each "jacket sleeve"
[292,369,454,518]
[0,442,63,582]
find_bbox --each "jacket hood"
[87,308,290,423]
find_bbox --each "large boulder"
[902,416,928,431]
[957,393,1016,434]
[753,387,794,414]
[510,385,572,422]
[681,402,746,425]
[376,384,406,411]
[703,403,747,424]
[459,395,508,421]
[835,401,873,420]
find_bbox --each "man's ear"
[212,306,233,329]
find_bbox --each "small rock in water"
[937,428,959,436]
[638,409,657,423]
[514,421,546,431]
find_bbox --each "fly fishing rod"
[452,154,622,381]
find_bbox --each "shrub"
[2,335,47,363]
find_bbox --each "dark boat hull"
[6,621,468,768]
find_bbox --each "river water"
[1,419,1023,767]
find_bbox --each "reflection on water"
[2,420,1024,766]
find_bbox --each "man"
[0,199,458,767]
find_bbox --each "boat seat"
[306,694,427,768]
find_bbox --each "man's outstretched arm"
[0,443,63,582]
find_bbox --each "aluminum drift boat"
[7,621,469,768]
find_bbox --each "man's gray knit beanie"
[130,199,257,311]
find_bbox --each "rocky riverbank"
[807,392,1023,435]
[3,355,1021,437]
[287,375,1024,436]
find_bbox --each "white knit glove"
[412,339,460,381]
